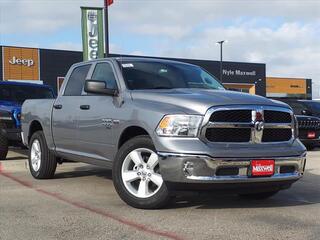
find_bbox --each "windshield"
[303,101,320,113]
[0,85,54,104]
[118,60,225,90]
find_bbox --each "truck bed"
[21,99,55,148]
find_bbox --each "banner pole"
[104,4,109,57]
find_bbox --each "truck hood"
[131,89,290,115]
[0,100,21,113]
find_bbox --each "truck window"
[91,63,117,90]
[64,65,91,96]
[0,85,54,104]
[118,61,224,90]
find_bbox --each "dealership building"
[0,45,312,99]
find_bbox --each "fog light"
[183,161,194,177]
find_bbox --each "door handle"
[53,104,62,109]
[80,105,90,110]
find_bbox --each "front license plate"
[307,131,316,139]
[251,160,275,177]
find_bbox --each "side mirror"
[301,109,311,116]
[84,80,117,96]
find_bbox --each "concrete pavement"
[0,149,319,240]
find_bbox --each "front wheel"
[113,136,170,209]
[28,131,57,179]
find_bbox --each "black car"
[279,99,320,149]
[295,115,320,149]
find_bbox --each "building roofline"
[0,44,266,66]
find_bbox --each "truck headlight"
[156,115,203,137]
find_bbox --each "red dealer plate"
[307,131,316,139]
[251,160,275,177]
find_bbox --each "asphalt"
[0,148,319,240]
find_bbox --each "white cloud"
[1,0,320,97]
[0,0,103,34]
[51,42,82,51]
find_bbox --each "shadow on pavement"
[54,165,112,180]
[5,149,319,210]
[166,169,320,209]
[54,165,320,210]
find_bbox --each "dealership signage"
[2,47,40,81]
[223,69,256,76]
[9,56,34,67]
[81,7,104,61]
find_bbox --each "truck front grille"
[209,110,251,122]
[205,128,251,142]
[262,129,292,142]
[298,119,320,129]
[203,107,293,143]
[264,110,291,123]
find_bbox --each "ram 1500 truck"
[21,58,306,209]
[0,81,55,159]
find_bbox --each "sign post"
[104,0,114,57]
[81,7,104,61]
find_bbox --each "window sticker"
[122,63,134,68]
[159,68,168,73]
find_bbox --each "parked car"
[21,58,306,209]
[295,115,320,149]
[281,99,320,117]
[278,99,320,149]
[0,81,55,159]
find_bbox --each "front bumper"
[158,152,306,185]
[1,128,21,142]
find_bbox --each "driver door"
[75,61,120,162]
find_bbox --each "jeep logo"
[87,10,99,60]
[9,56,34,67]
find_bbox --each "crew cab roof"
[0,81,53,89]
[80,57,197,67]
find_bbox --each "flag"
[81,7,104,61]
[106,0,114,6]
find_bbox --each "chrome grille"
[209,110,251,122]
[298,119,320,129]
[264,110,291,123]
[202,106,294,143]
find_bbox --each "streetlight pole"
[216,40,226,82]
[104,2,109,57]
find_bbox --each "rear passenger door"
[52,64,91,156]
[76,61,120,162]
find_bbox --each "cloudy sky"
[0,0,319,97]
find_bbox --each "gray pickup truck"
[21,57,306,209]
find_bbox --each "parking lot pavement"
[0,149,319,240]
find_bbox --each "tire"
[306,144,315,151]
[113,135,171,209]
[239,191,279,200]
[28,131,57,179]
[0,132,8,160]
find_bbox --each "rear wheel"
[113,136,170,209]
[239,191,279,200]
[0,125,8,160]
[29,131,57,179]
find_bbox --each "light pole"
[216,40,226,82]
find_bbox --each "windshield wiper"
[153,87,173,89]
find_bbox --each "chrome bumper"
[158,152,306,184]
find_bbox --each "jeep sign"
[9,56,34,67]
[3,47,40,81]
[81,7,104,61]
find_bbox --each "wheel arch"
[28,120,43,143]
[118,126,151,149]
